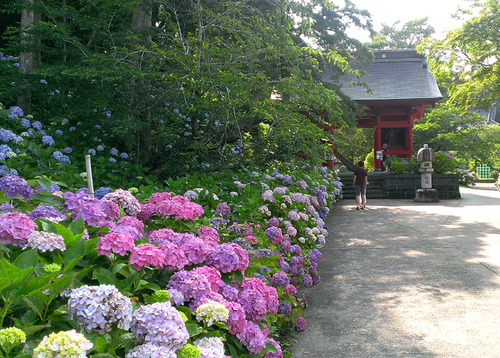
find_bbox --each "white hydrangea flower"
[195,301,229,327]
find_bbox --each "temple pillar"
[373,115,383,170]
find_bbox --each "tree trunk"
[17,0,40,114]
[132,0,153,165]
[334,147,357,171]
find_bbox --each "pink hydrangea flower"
[223,301,247,335]
[197,226,220,244]
[158,243,188,270]
[168,196,204,220]
[0,211,36,247]
[97,232,135,257]
[129,244,165,270]
[286,226,297,237]
[238,278,278,321]
[263,339,283,358]
[137,203,157,221]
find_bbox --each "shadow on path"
[291,186,500,358]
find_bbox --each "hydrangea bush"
[0,104,343,357]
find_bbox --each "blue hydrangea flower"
[94,187,112,199]
[110,148,118,156]
[52,151,71,164]
[40,79,48,85]
[94,124,101,130]
[63,147,72,154]
[69,126,76,132]
[7,106,23,119]
[20,118,30,128]
[120,152,129,159]
[88,149,96,155]
[13,136,23,144]
[55,130,63,135]
[61,118,69,125]
[173,109,179,114]
[109,157,117,163]
[97,145,104,151]
[32,121,43,130]
[42,135,55,146]
[0,165,18,177]
[0,129,16,142]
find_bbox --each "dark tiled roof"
[324,49,443,102]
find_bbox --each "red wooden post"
[373,115,382,170]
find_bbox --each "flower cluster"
[125,342,177,358]
[129,244,165,270]
[0,211,36,247]
[33,330,93,358]
[27,231,66,252]
[195,300,229,326]
[68,284,133,333]
[0,327,26,351]
[102,189,141,216]
[194,336,226,358]
[97,232,135,256]
[0,175,33,199]
[130,301,188,350]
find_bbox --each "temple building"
[324,49,443,171]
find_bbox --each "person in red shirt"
[352,160,368,210]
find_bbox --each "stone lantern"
[415,144,439,202]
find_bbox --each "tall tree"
[419,0,499,112]
[368,17,435,49]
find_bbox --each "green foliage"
[419,0,500,111]
[367,17,435,49]
[413,103,500,170]
[386,156,419,174]
[0,0,375,178]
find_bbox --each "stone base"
[415,189,439,202]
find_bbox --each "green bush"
[387,156,419,174]
[433,151,458,174]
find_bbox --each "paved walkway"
[291,183,500,358]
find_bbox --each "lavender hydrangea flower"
[125,342,177,358]
[194,336,226,358]
[206,243,249,273]
[110,147,118,156]
[131,301,188,350]
[27,231,66,252]
[68,284,132,333]
[88,149,96,155]
[120,152,129,159]
[278,300,292,316]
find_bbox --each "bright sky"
[346,0,475,42]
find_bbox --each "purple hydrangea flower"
[236,320,267,354]
[278,300,292,316]
[215,202,231,217]
[0,175,33,199]
[29,205,67,222]
[265,226,283,245]
[271,271,290,288]
[125,343,176,358]
[295,316,306,331]
[206,243,249,273]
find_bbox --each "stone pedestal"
[415,188,439,202]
